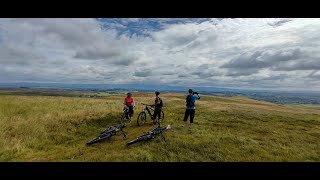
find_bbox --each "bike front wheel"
[137,111,147,126]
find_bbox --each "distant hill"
[1,83,320,104]
[1,82,318,94]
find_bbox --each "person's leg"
[128,106,133,122]
[153,109,161,124]
[182,109,190,127]
[152,109,157,120]
[189,109,195,128]
[156,109,161,120]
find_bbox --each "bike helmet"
[155,91,160,95]
[127,92,132,96]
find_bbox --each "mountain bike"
[120,105,131,123]
[86,123,127,145]
[127,122,167,145]
[137,103,164,126]
[86,106,129,146]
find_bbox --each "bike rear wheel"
[137,111,147,126]
[161,110,164,121]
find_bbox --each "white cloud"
[0,18,320,91]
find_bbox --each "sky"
[0,18,319,91]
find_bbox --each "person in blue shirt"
[182,89,200,129]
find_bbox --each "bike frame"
[143,105,153,118]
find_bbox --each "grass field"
[0,92,319,162]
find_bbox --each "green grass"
[0,93,319,162]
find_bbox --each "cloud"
[133,70,152,77]
[221,48,320,76]
[177,74,191,78]
[225,69,261,77]
[272,58,320,71]
[268,19,292,27]
[0,45,41,65]
[307,71,320,79]
[1,18,320,91]
[223,48,303,68]
[74,46,121,60]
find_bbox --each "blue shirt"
[186,94,200,109]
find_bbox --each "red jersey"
[124,97,134,106]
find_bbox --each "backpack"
[186,94,194,107]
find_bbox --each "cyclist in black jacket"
[151,91,163,121]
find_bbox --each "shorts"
[152,108,162,120]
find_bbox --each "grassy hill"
[0,92,319,161]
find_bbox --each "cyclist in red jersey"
[124,92,135,122]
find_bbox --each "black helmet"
[127,92,132,96]
[155,91,160,95]
[188,89,193,94]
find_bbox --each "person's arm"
[194,94,200,100]
[133,99,136,107]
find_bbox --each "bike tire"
[137,111,147,126]
[161,110,165,121]
[86,133,112,146]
